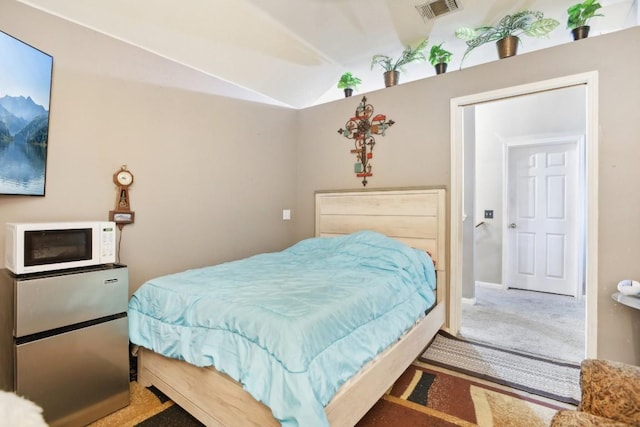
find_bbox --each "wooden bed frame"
[137,187,447,426]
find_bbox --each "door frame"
[449,71,599,358]
[502,136,585,298]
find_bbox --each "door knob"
[509,223,517,229]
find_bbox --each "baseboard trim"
[462,297,476,305]
[475,281,503,290]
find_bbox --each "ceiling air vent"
[415,0,461,21]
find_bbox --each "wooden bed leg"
[136,349,152,387]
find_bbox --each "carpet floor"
[421,332,581,405]
[461,287,585,364]
[89,361,571,426]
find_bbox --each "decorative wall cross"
[338,96,395,186]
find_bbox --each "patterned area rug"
[358,362,568,427]
[88,361,570,426]
[420,332,581,405]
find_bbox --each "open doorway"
[449,73,599,361]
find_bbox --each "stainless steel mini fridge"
[0,264,130,427]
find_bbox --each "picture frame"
[0,30,53,196]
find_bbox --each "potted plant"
[567,0,603,40]
[428,42,453,75]
[370,38,429,87]
[337,72,362,97]
[455,10,559,66]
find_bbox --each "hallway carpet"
[461,286,585,363]
[89,362,570,427]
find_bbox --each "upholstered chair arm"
[551,410,633,426]
[578,359,640,425]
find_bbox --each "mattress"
[128,230,436,426]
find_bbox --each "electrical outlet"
[484,210,494,219]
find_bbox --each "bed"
[130,187,447,427]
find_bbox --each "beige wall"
[3,0,640,364]
[296,27,640,364]
[0,1,298,291]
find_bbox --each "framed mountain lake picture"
[0,30,53,196]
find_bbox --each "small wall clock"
[109,165,135,227]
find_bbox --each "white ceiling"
[17,0,638,109]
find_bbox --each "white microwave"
[5,221,117,275]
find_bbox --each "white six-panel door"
[505,141,580,296]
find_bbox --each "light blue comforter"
[128,230,436,427]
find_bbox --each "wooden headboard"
[315,187,447,302]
